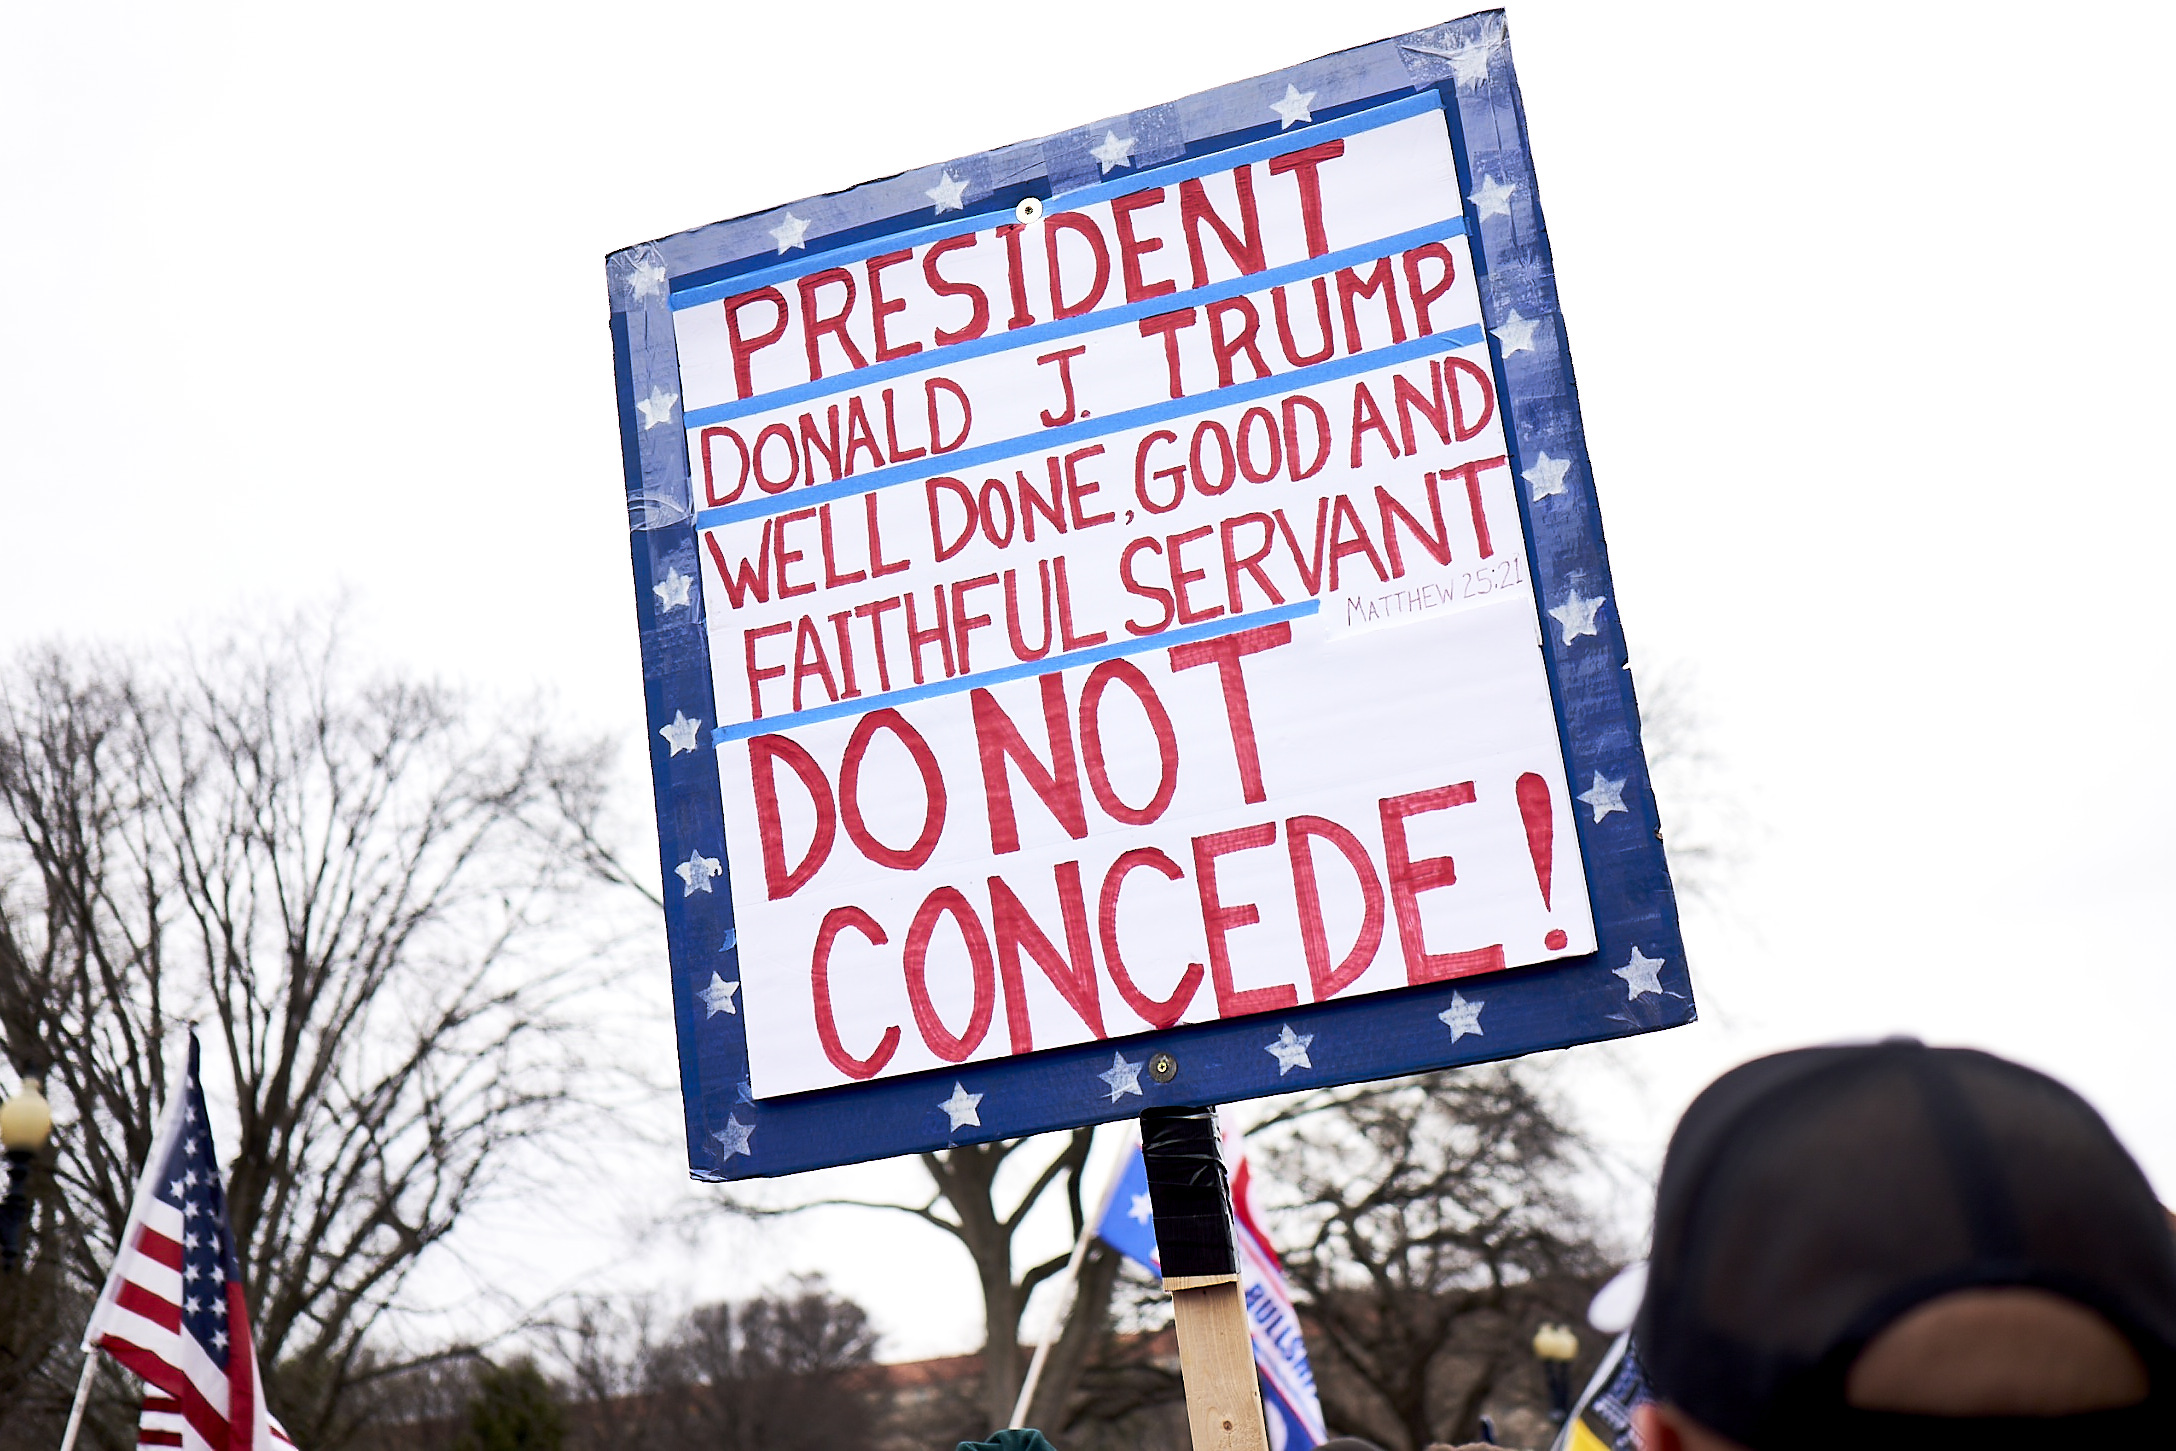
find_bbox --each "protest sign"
[608,9,1692,1180]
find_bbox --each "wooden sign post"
[1142,1105,1270,1451]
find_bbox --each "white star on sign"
[1127,1190,1153,1225]
[1523,451,1571,501]
[658,709,701,755]
[769,212,810,254]
[635,386,678,430]
[926,170,968,213]
[1439,990,1485,1042]
[1270,83,1316,129]
[714,1115,755,1159]
[1397,33,1500,89]
[1547,587,1605,645]
[1098,1052,1145,1102]
[1468,174,1516,219]
[1492,308,1540,355]
[1578,772,1628,822]
[939,1082,984,1131]
[653,566,692,612]
[1090,131,1137,173]
[676,850,721,896]
[700,972,740,1018]
[1616,947,1665,999]
[1264,1024,1314,1076]
[628,258,667,300]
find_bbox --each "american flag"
[82,1032,294,1451]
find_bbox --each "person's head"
[1633,1040,2176,1449]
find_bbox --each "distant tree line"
[364,1280,885,1451]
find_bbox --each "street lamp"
[0,1077,53,1271]
[1532,1321,1579,1426]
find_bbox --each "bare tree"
[0,619,635,1447]
[453,1360,566,1451]
[754,1127,1096,1436]
[653,1281,882,1451]
[1018,1235,1126,1434]
[542,1297,664,1448]
[1032,1260,1188,1451]
[1253,1066,1613,1450]
[1632,659,1741,907]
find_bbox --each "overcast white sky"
[6,0,2173,1363]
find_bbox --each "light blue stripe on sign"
[680,216,1467,430]
[668,91,1447,312]
[713,599,1321,743]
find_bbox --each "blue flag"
[1092,1143,1159,1270]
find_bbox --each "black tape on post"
[1140,1105,1236,1280]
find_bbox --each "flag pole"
[1007,1211,1095,1429]
[56,1350,97,1451]
[1009,1129,1135,1430]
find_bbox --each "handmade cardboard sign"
[609,9,1693,1179]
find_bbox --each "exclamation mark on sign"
[1515,772,1570,951]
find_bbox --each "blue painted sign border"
[605,9,1691,1181]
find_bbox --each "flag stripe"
[100,1340,194,1418]
[103,1300,185,1353]
[227,1281,256,1451]
[137,1226,185,1271]
[116,1282,182,1332]
[171,1372,238,1451]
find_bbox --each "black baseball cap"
[1635,1040,2176,1447]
